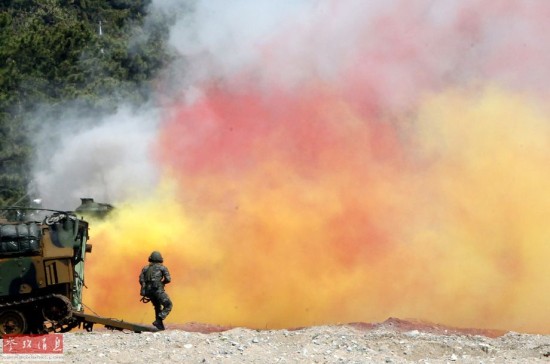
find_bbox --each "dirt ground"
[2,318,549,363]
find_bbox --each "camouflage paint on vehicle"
[1,205,156,335]
[0,211,90,334]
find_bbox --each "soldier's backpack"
[140,265,159,300]
[140,282,151,298]
[139,265,163,298]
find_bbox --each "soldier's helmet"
[149,251,164,263]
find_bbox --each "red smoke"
[85,0,550,334]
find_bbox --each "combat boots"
[153,319,165,331]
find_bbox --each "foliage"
[0,0,171,206]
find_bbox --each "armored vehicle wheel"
[0,310,27,335]
[42,295,72,322]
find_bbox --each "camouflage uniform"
[139,251,172,330]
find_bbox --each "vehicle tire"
[0,310,27,335]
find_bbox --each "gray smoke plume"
[29,106,160,210]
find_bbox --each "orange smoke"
[80,1,550,334]
[82,86,550,334]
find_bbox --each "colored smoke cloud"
[32,0,550,333]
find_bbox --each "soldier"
[139,251,173,330]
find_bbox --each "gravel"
[52,319,550,363]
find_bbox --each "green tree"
[0,0,172,206]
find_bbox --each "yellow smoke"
[83,87,550,334]
[402,87,550,333]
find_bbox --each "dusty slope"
[8,319,548,363]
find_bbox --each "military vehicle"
[0,204,154,335]
[75,198,114,219]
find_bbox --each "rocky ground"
[2,318,549,363]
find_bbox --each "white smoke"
[155,0,315,86]
[156,0,550,98]
[156,0,410,91]
[30,106,160,210]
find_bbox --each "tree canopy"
[0,0,171,206]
